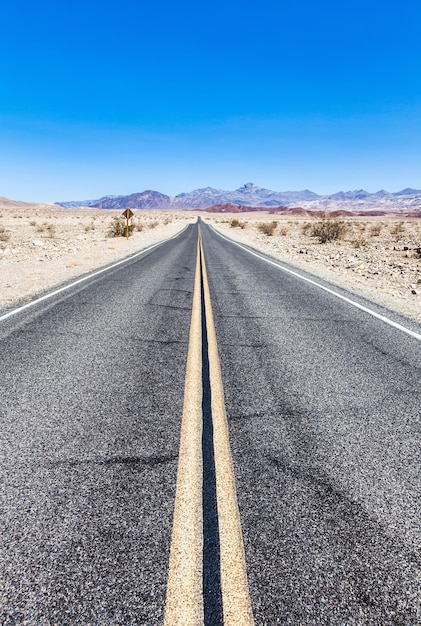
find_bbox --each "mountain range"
[56,183,421,211]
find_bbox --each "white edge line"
[0,226,188,323]
[209,225,421,342]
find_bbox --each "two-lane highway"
[1,220,420,625]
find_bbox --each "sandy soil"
[1,206,420,323]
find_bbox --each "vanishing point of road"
[1,220,420,625]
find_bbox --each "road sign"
[121,209,134,238]
[122,209,134,219]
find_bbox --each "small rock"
[411,289,417,295]
[32,240,44,247]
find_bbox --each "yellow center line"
[200,234,254,625]
[164,240,203,625]
[164,227,254,624]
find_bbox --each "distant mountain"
[175,183,320,207]
[56,183,421,211]
[91,191,171,209]
[393,188,421,196]
[54,198,111,208]
[326,189,372,201]
[174,187,228,208]
[57,183,321,209]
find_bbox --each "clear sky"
[1,0,420,202]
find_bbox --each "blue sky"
[1,0,420,202]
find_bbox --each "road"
[1,220,420,625]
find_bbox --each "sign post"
[121,209,134,239]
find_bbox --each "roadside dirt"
[205,214,421,323]
[0,208,194,309]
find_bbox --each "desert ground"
[0,204,420,323]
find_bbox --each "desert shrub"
[108,216,134,237]
[230,218,245,228]
[148,221,158,229]
[279,227,288,236]
[258,221,278,236]
[350,236,368,248]
[0,226,11,242]
[302,222,312,235]
[310,218,346,243]
[46,223,56,238]
[390,221,405,235]
[29,220,36,226]
[370,223,382,237]
[84,222,95,232]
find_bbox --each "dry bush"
[135,221,144,232]
[84,222,95,232]
[258,221,278,236]
[230,218,246,229]
[148,221,159,229]
[310,218,347,243]
[29,220,36,227]
[350,236,368,248]
[390,221,405,235]
[36,222,56,237]
[370,223,382,237]
[302,222,312,235]
[0,226,11,242]
[279,227,288,236]
[108,216,134,237]
[46,223,56,238]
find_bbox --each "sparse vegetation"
[258,221,278,236]
[35,222,56,237]
[370,223,382,237]
[302,222,312,235]
[390,221,405,235]
[108,216,134,237]
[310,218,346,243]
[46,223,56,238]
[390,221,405,241]
[350,236,368,248]
[0,226,11,242]
[148,220,159,229]
[230,218,246,229]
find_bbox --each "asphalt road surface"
[1,220,420,625]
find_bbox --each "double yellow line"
[164,230,254,625]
